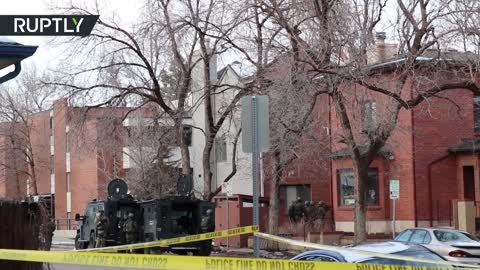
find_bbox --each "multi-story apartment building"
[0,98,133,228]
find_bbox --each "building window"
[50,135,54,155]
[66,152,71,173]
[338,168,378,206]
[49,116,54,135]
[362,101,377,133]
[66,212,71,229]
[26,178,30,196]
[50,156,54,173]
[215,135,227,162]
[474,96,480,133]
[66,131,70,152]
[280,185,311,213]
[66,172,71,192]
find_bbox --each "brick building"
[2,50,479,236]
[262,94,333,230]
[262,49,480,235]
[0,98,131,228]
[259,53,333,232]
[329,53,480,234]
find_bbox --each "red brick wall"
[0,123,29,199]
[0,136,7,197]
[263,94,332,231]
[412,72,479,221]
[69,119,100,217]
[329,75,416,223]
[29,111,52,195]
[50,99,134,220]
[0,98,148,224]
[329,68,480,226]
[53,99,68,220]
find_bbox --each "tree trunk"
[178,123,191,177]
[14,169,21,199]
[200,38,215,199]
[268,150,282,239]
[353,159,368,243]
[30,162,38,196]
[28,145,38,196]
[203,138,214,199]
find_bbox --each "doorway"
[463,166,475,201]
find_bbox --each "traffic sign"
[241,96,269,153]
[241,95,269,257]
[389,180,399,199]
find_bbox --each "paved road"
[48,244,152,269]
[49,263,155,270]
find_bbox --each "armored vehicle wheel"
[87,232,95,249]
[74,234,83,250]
[193,240,212,256]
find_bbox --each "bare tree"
[164,0,274,198]
[259,0,480,242]
[264,56,331,238]
[48,0,250,200]
[50,0,284,200]
[49,1,196,181]
[122,110,180,199]
[46,0,480,241]
[0,68,58,197]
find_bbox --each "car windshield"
[361,246,447,267]
[433,230,476,242]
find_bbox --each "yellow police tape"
[255,232,480,269]
[79,225,259,253]
[0,248,473,270]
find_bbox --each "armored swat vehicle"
[74,179,141,249]
[74,177,215,256]
[140,175,215,255]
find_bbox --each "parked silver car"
[395,228,480,264]
[291,241,447,267]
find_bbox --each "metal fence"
[55,219,76,230]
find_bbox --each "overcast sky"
[1,0,399,79]
[1,0,142,73]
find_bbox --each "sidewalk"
[52,230,75,250]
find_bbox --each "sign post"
[241,96,269,258]
[389,180,400,238]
